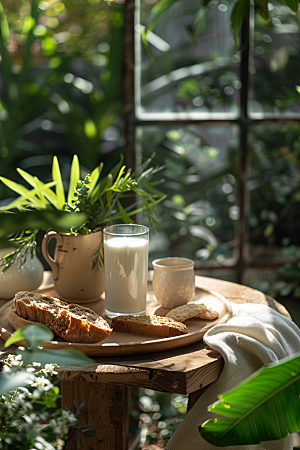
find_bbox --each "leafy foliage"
[200,353,300,446]
[140,127,237,265]
[0,0,124,199]
[145,0,299,47]
[0,154,165,269]
[0,324,94,450]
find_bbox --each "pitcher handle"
[42,231,63,281]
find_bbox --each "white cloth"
[165,303,300,450]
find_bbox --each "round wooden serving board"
[0,282,232,356]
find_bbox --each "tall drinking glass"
[103,224,149,318]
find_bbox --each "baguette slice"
[14,291,112,344]
[111,315,188,338]
[9,308,61,341]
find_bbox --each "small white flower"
[5,354,23,367]
[43,363,58,376]
[31,376,53,391]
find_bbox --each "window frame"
[123,0,300,281]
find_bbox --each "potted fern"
[0,154,165,302]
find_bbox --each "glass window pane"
[248,123,300,261]
[136,0,241,118]
[137,125,240,266]
[249,1,300,116]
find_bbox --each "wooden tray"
[0,282,232,356]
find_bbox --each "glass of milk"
[103,224,149,318]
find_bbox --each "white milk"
[104,237,149,316]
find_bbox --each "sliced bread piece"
[13,291,112,343]
[166,302,207,322]
[196,307,219,320]
[111,315,188,338]
[166,302,219,322]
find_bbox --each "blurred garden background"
[0,0,300,448]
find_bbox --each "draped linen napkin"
[165,303,300,450]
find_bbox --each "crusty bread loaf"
[111,315,188,338]
[13,291,112,343]
[9,308,46,329]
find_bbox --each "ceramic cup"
[152,257,195,308]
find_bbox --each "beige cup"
[152,257,195,308]
[42,230,104,303]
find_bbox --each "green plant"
[144,0,299,48]
[199,352,300,446]
[140,127,237,265]
[0,153,165,270]
[0,324,94,450]
[0,0,124,202]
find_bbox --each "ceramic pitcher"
[42,230,104,303]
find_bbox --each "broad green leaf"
[18,347,93,366]
[5,324,53,348]
[114,166,126,188]
[0,176,34,197]
[0,210,87,240]
[91,156,123,202]
[230,0,249,46]
[0,3,12,87]
[23,324,54,348]
[141,28,154,60]
[200,353,300,446]
[106,174,113,211]
[117,200,132,224]
[52,156,66,208]
[0,183,56,210]
[146,0,182,33]
[0,3,9,42]
[0,196,31,212]
[17,168,40,189]
[16,169,58,206]
[0,181,56,210]
[186,8,206,44]
[88,162,103,197]
[254,0,270,21]
[34,178,58,207]
[282,0,298,13]
[68,155,80,203]
[0,370,35,395]
[5,327,27,347]
[21,16,36,40]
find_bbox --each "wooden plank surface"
[56,342,224,394]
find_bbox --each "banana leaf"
[200,352,300,446]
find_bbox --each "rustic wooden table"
[0,274,291,450]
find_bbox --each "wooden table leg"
[61,377,129,450]
[187,385,210,412]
